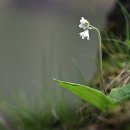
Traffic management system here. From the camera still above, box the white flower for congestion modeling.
[79,17,93,40]
[79,29,90,40]
[79,17,90,30]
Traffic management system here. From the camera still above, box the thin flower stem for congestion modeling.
[91,26,106,95]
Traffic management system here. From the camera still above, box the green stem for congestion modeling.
[91,26,106,95]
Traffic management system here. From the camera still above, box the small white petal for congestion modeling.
[79,30,90,40]
[80,17,86,24]
[79,24,84,28]
[84,30,90,40]
[79,17,90,30]
[79,32,85,39]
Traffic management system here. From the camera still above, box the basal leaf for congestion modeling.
[54,79,115,111]
[109,84,130,102]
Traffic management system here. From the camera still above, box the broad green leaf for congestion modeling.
[109,84,130,102]
[54,79,115,111]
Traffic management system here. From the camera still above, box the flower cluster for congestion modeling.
[79,17,92,40]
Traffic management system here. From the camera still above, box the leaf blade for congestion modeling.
[109,84,130,102]
[54,79,115,111]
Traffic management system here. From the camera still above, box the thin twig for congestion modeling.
[106,69,125,91]
[106,65,130,91]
